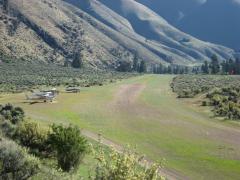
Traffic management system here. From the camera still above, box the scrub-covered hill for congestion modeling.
[0,0,235,68]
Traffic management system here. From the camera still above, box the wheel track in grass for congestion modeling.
[82,83,188,180]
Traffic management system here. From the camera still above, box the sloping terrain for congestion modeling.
[0,0,235,67]
[178,0,240,51]
[138,0,240,50]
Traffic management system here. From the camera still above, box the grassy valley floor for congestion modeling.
[1,75,240,179]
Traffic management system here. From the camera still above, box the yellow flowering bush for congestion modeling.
[91,145,164,180]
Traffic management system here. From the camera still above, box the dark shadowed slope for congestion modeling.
[80,0,234,61]
[138,0,240,50]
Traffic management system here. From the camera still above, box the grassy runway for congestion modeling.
[1,75,240,179]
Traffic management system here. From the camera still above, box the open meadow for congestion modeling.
[1,75,240,180]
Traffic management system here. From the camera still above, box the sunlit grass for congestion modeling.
[1,75,240,179]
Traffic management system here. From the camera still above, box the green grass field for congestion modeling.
[1,75,240,179]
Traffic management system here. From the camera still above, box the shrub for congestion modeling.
[0,138,40,180]
[48,124,88,172]
[0,61,137,93]
[15,121,51,156]
[202,101,209,106]
[91,147,163,180]
[117,61,132,72]
[0,104,25,138]
[211,94,222,106]
[0,120,17,138]
[0,104,24,124]
[206,87,240,120]
[11,107,25,124]
[172,75,240,120]
[171,75,240,98]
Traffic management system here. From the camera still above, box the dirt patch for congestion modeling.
[109,83,162,118]
[113,83,146,106]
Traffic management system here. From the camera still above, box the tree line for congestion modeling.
[65,51,240,76]
[116,54,195,74]
[151,63,192,74]
[116,55,147,73]
[201,55,240,75]
[151,55,240,75]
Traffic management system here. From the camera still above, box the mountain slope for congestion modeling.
[138,0,240,50]
[0,0,235,68]
[96,0,233,60]
[178,0,240,50]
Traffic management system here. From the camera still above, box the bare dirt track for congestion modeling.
[111,82,240,149]
[104,83,188,180]
[110,83,162,119]
[113,84,146,106]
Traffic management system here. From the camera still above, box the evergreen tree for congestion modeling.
[192,67,196,74]
[228,58,235,74]
[173,66,177,74]
[210,55,220,74]
[235,58,240,75]
[180,68,185,74]
[152,64,157,74]
[133,54,139,72]
[201,61,209,74]
[163,66,168,74]
[167,65,172,74]
[72,52,83,69]
[158,63,164,74]
[117,61,132,72]
[196,67,200,74]
[173,66,181,74]
[184,66,189,74]
[139,60,147,73]
[3,0,9,14]
[221,60,228,74]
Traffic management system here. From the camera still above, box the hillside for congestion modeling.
[0,0,235,68]
[138,0,240,50]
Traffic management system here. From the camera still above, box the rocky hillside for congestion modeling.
[0,0,235,68]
